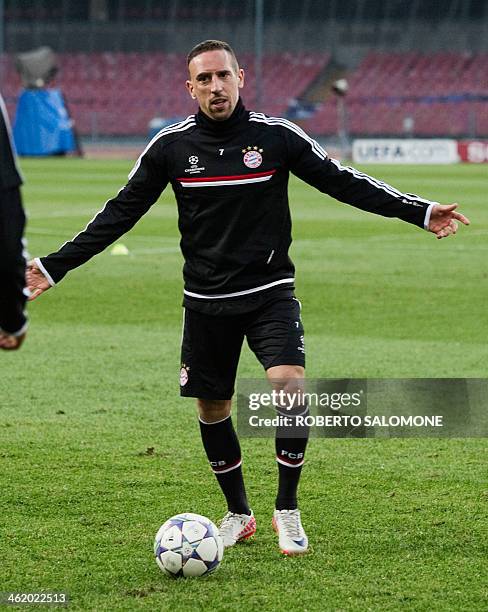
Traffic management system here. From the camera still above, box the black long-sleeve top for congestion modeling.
[38,99,435,311]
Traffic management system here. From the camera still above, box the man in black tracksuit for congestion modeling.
[0,92,27,350]
[27,40,469,554]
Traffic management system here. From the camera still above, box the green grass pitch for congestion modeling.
[1,159,487,611]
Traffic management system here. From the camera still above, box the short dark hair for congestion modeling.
[187,40,239,70]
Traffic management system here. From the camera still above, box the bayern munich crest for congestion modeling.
[242,146,263,169]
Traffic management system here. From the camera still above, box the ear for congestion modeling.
[186,80,196,99]
[238,68,245,90]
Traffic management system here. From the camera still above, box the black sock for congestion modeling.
[275,407,309,511]
[199,415,250,515]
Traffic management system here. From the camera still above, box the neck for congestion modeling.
[197,98,246,131]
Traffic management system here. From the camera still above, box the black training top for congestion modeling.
[39,99,435,312]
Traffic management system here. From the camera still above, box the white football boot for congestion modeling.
[272,509,309,555]
[218,510,256,547]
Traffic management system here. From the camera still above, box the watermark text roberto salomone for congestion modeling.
[236,378,488,438]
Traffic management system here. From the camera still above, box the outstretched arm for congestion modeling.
[281,119,470,235]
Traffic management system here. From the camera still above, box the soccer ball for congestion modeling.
[154,513,224,578]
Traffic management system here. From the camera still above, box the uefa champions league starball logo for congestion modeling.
[242,146,263,168]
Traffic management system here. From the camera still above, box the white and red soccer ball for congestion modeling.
[154,513,224,578]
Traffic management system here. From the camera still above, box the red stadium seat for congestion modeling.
[302,51,488,137]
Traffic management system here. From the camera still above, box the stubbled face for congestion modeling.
[186,49,244,121]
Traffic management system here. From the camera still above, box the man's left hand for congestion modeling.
[429,203,470,239]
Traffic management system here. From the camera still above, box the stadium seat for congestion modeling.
[299,51,488,137]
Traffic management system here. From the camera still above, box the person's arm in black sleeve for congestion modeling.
[0,92,28,349]
[33,142,169,287]
[283,122,436,229]
[0,187,28,342]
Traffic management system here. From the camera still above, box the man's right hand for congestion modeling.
[26,260,52,301]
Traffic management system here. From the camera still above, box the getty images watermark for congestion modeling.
[236,379,488,438]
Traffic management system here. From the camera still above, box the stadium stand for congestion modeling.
[1,52,329,136]
[1,50,486,138]
[299,51,488,137]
